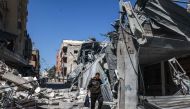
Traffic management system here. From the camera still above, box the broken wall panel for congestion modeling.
[2,72,33,89]
[105,46,117,89]
[137,0,190,40]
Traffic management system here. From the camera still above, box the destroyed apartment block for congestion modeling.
[67,38,119,108]
[66,0,190,108]
[64,0,190,109]
[104,0,190,109]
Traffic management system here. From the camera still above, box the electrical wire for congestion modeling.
[120,23,138,40]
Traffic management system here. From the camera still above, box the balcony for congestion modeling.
[0,47,28,66]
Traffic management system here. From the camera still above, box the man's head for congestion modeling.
[95,72,100,79]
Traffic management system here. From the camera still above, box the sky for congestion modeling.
[27,0,136,70]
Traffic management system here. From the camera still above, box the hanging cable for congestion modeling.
[120,23,138,40]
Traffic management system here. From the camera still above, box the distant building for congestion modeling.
[29,49,40,78]
[56,50,63,81]
[56,40,84,82]
[0,0,32,68]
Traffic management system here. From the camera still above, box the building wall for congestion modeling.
[0,0,29,56]
[5,0,18,34]
[63,42,81,75]
[17,0,28,56]
[0,0,32,66]
[56,50,62,78]
[56,40,84,82]
[29,49,40,77]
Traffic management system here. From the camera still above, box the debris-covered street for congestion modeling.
[0,0,190,109]
[0,60,115,109]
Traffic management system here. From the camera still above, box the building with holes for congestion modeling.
[56,40,84,82]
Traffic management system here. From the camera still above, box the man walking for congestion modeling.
[87,72,103,109]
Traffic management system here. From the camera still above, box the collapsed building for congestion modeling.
[67,0,190,109]
[113,0,190,108]
[67,38,118,108]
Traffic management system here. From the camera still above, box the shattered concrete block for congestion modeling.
[48,91,55,98]
[2,72,33,89]
[35,87,41,93]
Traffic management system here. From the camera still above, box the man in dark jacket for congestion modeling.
[87,72,103,109]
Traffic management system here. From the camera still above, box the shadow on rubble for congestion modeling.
[44,82,71,90]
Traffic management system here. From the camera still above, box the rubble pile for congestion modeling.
[0,60,39,108]
[36,88,83,108]
[36,88,116,109]
[66,39,117,109]
[0,60,89,108]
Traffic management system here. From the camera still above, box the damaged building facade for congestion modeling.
[0,0,41,108]
[29,48,40,78]
[0,0,33,75]
[0,1,41,108]
[109,0,190,108]
[56,40,84,82]
[65,0,190,109]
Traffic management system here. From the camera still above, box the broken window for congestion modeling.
[31,55,37,61]
[64,67,67,76]
[63,46,67,55]
[74,50,78,54]
[63,57,67,63]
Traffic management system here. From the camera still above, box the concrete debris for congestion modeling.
[0,61,68,108]
[36,88,83,108]
[55,38,117,108]
[0,60,39,108]
[64,39,117,109]
[2,72,34,89]
[0,60,15,74]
